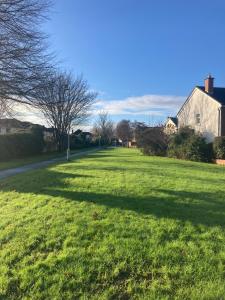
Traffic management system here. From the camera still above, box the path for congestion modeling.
[0,148,101,180]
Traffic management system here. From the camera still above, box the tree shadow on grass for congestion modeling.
[1,169,225,228]
[116,158,225,175]
[45,188,225,227]
[64,163,225,186]
[0,170,93,194]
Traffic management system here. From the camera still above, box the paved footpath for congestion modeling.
[0,148,101,181]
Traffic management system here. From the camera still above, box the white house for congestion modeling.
[165,75,225,141]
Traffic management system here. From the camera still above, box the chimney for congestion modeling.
[204,74,214,94]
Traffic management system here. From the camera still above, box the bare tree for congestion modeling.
[116,119,132,146]
[0,99,15,118]
[36,72,97,151]
[0,0,52,115]
[92,112,114,145]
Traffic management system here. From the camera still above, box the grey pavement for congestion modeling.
[0,148,101,180]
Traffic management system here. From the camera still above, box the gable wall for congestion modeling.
[164,119,177,135]
[177,88,221,141]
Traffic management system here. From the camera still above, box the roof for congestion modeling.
[167,117,178,126]
[197,86,225,105]
[0,118,54,132]
[44,127,55,133]
[0,119,32,129]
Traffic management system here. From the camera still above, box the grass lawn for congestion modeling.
[0,148,225,299]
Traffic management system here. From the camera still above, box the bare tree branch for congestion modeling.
[36,71,97,151]
[92,112,114,145]
[0,0,53,115]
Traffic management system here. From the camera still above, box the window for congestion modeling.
[195,113,200,125]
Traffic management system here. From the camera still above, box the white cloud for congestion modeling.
[14,104,47,126]
[93,94,185,116]
[12,94,185,126]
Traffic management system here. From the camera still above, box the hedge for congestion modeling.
[213,136,225,159]
[0,131,44,161]
[135,127,168,156]
[167,127,213,162]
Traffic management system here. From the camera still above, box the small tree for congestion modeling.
[92,112,114,145]
[116,120,132,146]
[135,124,168,156]
[36,72,97,151]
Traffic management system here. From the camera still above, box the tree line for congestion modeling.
[93,114,161,149]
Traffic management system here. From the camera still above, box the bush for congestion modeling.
[0,131,44,161]
[168,127,212,162]
[213,136,225,159]
[70,134,95,150]
[136,126,168,156]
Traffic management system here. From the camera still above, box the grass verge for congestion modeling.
[0,148,225,299]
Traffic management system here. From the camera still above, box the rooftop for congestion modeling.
[197,86,225,105]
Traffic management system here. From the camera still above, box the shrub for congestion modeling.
[0,131,44,161]
[168,126,212,162]
[213,136,225,159]
[70,135,93,150]
[136,126,168,156]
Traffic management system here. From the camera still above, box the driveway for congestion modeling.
[0,148,101,180]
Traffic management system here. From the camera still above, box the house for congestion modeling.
[165,75,225,141]
[0,119,33,135]
[72,129,93,142]
[0,118,55,139]
[42,127,55,142]
[164,117,178,135]
[82,132,93,142]
[0,118,57,152]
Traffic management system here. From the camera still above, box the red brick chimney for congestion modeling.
[204,74,214,94]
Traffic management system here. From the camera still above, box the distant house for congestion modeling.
[72,129,93,142]
[164,117,178,135]
[82,131,93,142]
[0,118,54,139]
[42,127,55,142]
[0,119,33,135]
[165,75,225,141]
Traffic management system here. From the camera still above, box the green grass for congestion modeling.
[0,148,225,299]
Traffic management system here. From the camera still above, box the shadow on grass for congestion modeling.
[1,168,225,228]
[64,163,225,186]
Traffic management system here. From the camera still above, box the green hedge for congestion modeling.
[213,136,225,159]
[136,127,168,156]
[0,131,44,161]
[168,127,213,162]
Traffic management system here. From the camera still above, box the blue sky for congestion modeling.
[36,0,225,125]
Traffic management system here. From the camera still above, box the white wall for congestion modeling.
[177,88,221,141]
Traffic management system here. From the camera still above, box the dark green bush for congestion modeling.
[213,137,225,159]
[70,135,96,150]
[136,127,168,156]
[168,127,212,162]
[0,131,44,161]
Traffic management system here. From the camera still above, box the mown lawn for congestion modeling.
[0,148,225,299]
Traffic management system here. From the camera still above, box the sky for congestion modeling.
[19,0,225,127]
